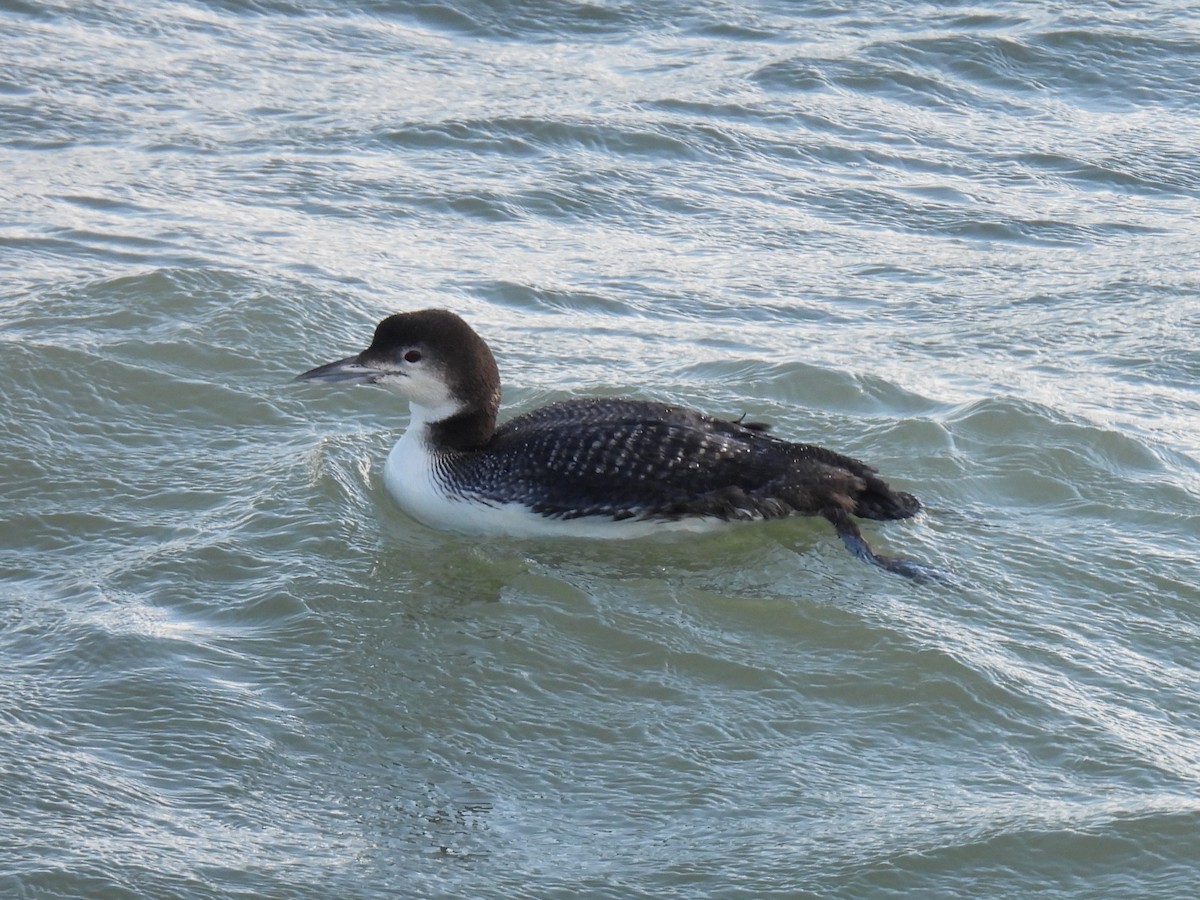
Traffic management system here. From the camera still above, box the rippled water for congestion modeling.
[3,1,1199,897]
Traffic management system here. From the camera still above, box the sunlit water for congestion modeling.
[3,1,1199,897]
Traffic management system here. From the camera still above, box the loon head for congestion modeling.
[296,309,501,443]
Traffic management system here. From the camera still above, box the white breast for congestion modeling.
[381,425,728,540]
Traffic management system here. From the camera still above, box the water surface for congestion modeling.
[2,1,1199,897]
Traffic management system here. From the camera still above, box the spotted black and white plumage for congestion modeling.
[296,309,933,578]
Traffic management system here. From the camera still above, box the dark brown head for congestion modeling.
[295,309,501,447]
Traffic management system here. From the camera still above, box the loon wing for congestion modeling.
[469,397,939,581]
[484,398,917,523]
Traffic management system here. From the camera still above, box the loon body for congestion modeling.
[296,309,931,578]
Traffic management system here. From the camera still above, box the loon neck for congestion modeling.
[408,399,496,453]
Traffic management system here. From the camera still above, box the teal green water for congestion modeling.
[3,2,1199,897]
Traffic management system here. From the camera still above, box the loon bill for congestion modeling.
[296,308,937,580]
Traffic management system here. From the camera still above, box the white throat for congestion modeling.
[403,397,462,430]
[381,398,470,533]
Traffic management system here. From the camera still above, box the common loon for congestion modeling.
[296,309,933,579]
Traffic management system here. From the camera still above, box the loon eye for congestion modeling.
[403,349,422,363]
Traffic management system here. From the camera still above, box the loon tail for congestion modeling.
[853,470,922,522]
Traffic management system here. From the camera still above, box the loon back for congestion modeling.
[479,397,920,525]
[295,309,935,580]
